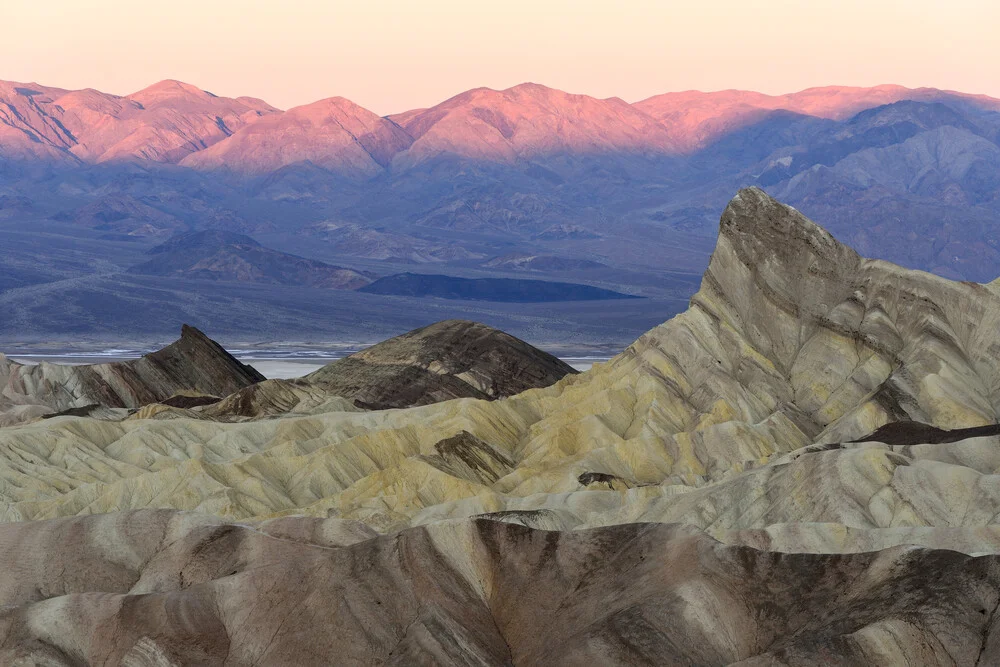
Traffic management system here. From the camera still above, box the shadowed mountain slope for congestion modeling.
[130,230,373,288]
[358,272,640,302]
[635,84,1000,151]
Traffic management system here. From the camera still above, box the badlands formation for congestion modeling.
[0,325,264,426]
[4,188,1000,663]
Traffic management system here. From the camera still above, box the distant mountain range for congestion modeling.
[6,79,998,172]
[2,79,1000,342]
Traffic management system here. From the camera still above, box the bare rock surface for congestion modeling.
[305,319,578,408]
[7,190,1000,663]
[4,511,1000,666]
[0,325,263,425]
[6,191,1000,539]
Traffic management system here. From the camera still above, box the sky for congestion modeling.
[3,0,998,115]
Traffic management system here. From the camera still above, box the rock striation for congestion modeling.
[3,511,1000,665]
[305,319,578,408]
[7,190,1000,663]
[0,325,263,425]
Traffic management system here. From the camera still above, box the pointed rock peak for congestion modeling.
[0,325,264,422]
[695,189,868,373]
[718,187,856,267]
[150,325,265,387]
[180,323,211,341]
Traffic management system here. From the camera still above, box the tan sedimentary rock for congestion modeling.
[5,189,1000,663]
[1,511,999,665]
[4,189,1000,541]
[0,325,263,426]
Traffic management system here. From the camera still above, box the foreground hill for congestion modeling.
[304,319,577,408]
[0,325,262,425]
[2,511,997,665]
[7,189,1000,662]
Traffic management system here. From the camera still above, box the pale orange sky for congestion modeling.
[3,0,997,115]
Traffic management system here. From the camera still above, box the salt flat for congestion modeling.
[10,355,604,378]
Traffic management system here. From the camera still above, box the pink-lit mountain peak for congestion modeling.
[5,78,1000,171]
[390,81,678,167]
[125,79,279,116]
[179,95,413,175]
[128,79,215,104]
[0,78,281,164]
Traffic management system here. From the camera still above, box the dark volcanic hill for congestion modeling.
[358,273,639,302]
[304,319,577,408]
[130,230,373,288]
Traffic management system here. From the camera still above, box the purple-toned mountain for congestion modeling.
[635,84,1000,151]
[0,79,278,164]
[7,79,999,175]
[180,97,412,177]
[387,83,679,168]
[3,79,1000,339]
